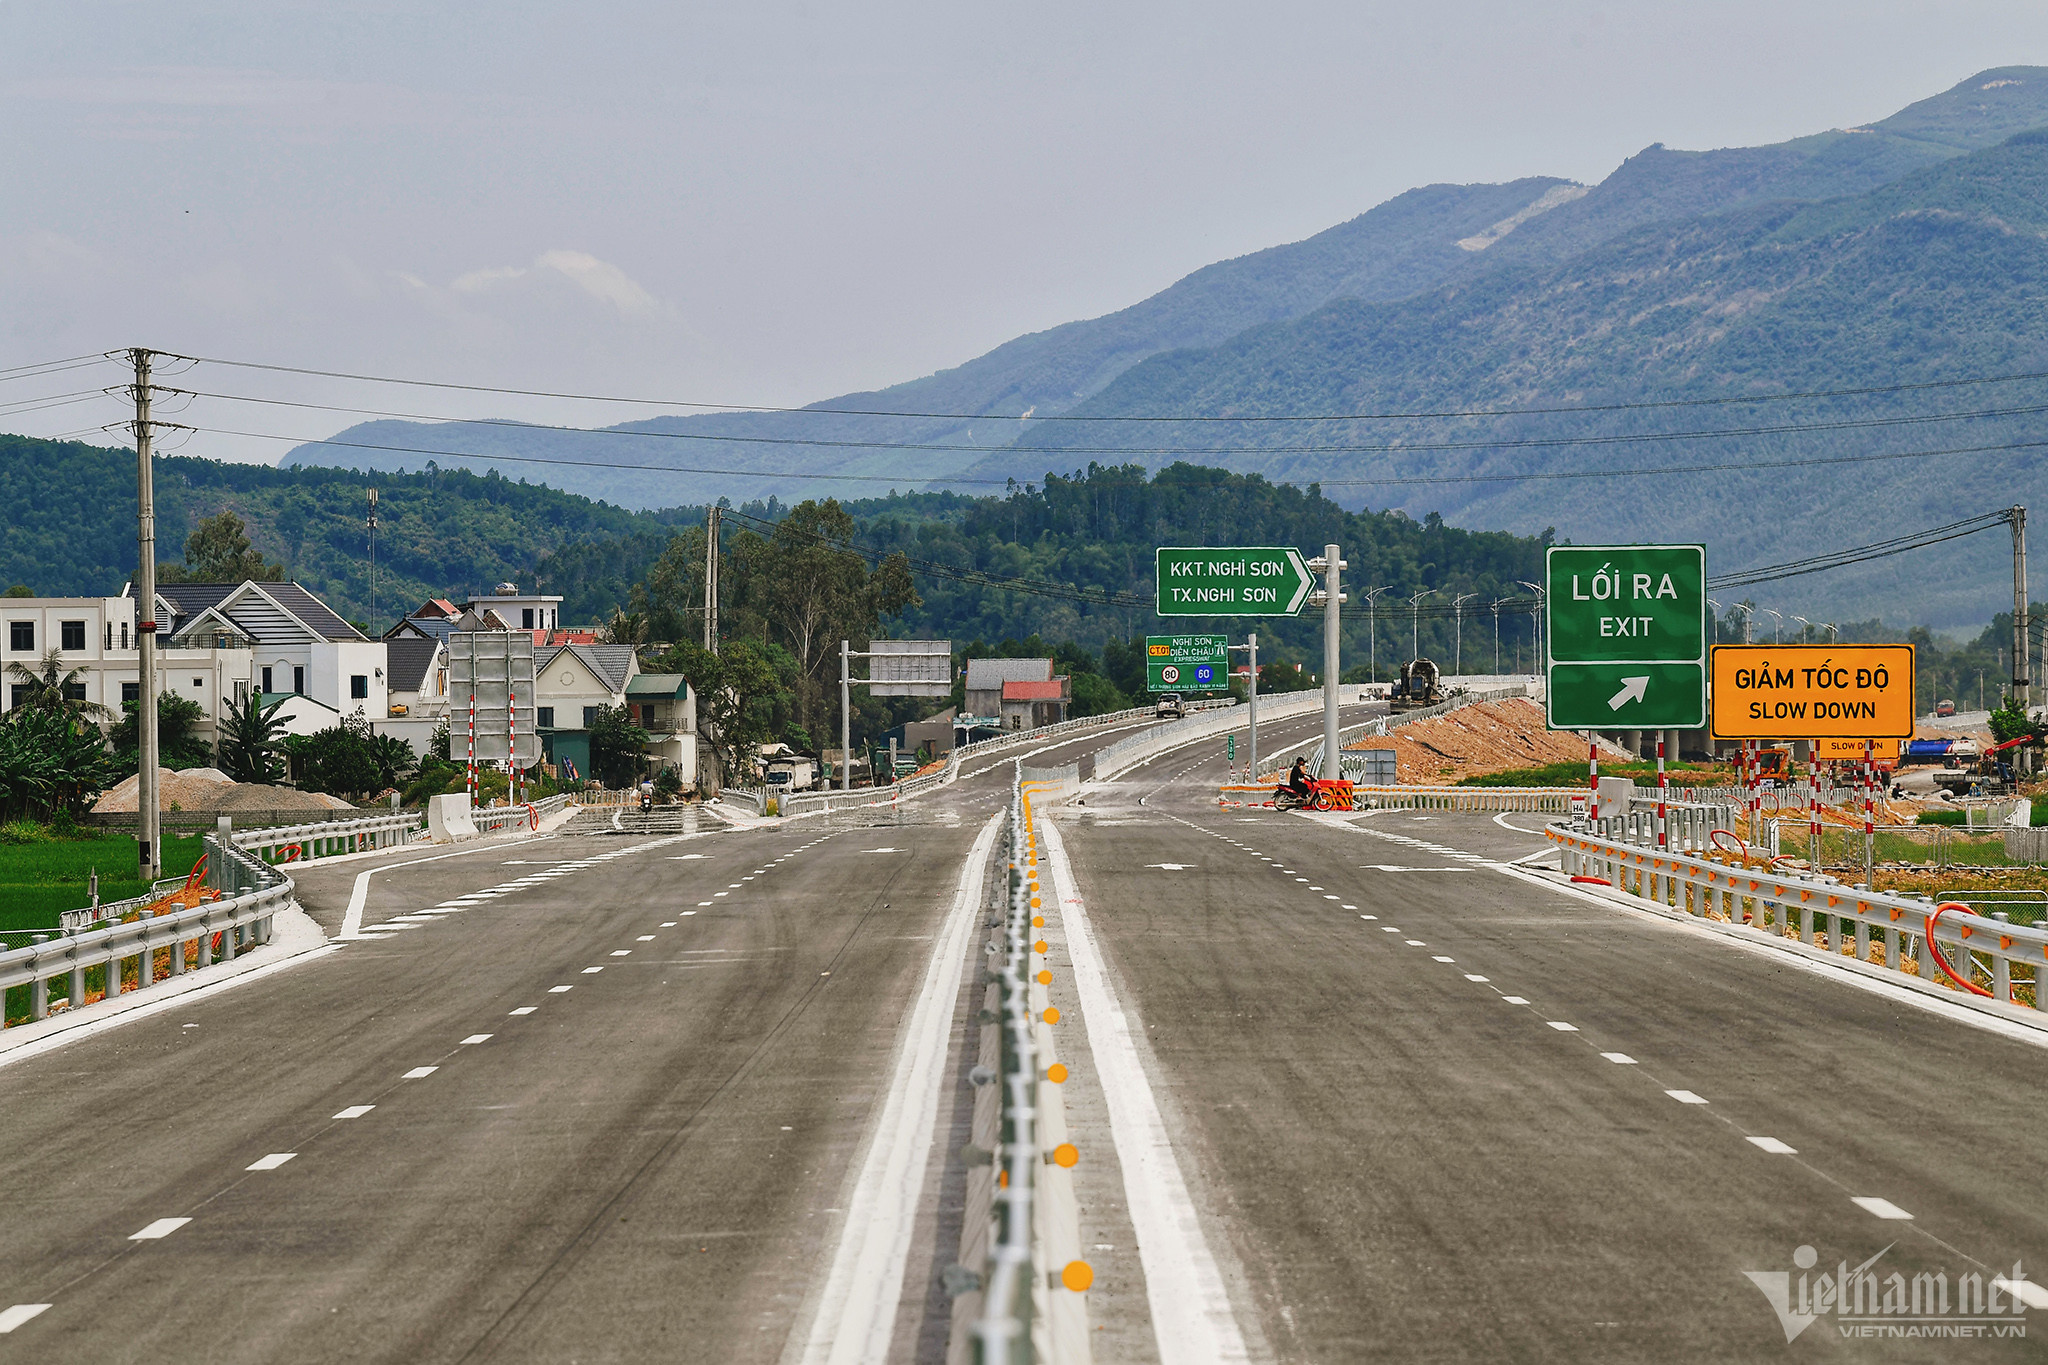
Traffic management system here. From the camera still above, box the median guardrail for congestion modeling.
[1549,819,2048,1012]
[234,811,422,863]
[2,832,293,1030]
[952,770,1090,1363]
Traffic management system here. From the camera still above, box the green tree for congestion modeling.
[587,704,649,787]
[218,690,290,783]
[287,714,381,797]
[4,647,114,725]
[109,692,213,772]
[158,510,285,584]
[646,640,796,786]
[0,707,119,820]
[4,584,31,597]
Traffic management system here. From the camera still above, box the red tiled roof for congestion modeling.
[1002,679,1066,700]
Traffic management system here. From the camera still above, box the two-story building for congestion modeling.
[530,645,697,788]
[963,658,1070,731]
[158,581,387,736]
[0,592,254,748]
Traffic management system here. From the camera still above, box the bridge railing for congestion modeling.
[1550,819,2048,1011]
[1,833,294,1031]
[1347,785,1577,814]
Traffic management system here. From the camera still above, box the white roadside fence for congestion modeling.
[1550,819,2048,1013]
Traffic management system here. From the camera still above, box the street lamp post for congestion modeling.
[1491,598,1504,675]
[1409,589,1437,661]
[1360,586,1391,684]
[1761,608,1783,644]
[1452,592,1478,678]
[1516,581,1545,675]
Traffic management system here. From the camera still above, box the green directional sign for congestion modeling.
[1155,547,1314,617]
[1545,544,1706,729]
[1147,634,1228,691]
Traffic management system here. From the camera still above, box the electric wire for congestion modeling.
[161,385,2048,460]
[163,349,2048,424]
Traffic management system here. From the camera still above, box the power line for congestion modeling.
[167,422,2048,493]
[165,385,2048,459]
[1707,511,2014,589]
[166,348,2048,425]
[0,354,118,386]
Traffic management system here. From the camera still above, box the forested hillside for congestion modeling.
[0,434,689,624]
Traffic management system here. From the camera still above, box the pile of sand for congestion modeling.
[93,768,356,815]
[1344,698,1630,784]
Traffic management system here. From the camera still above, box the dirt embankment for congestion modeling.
[1344,698,1630,784]
[93,769,356,815]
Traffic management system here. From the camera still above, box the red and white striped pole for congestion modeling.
[508,688,518,808]
[1587,730,1598,819]
[1808,744,1821,868]
[1656,729,1667,849]
[1862,738,1875,886]
[466,691,477,806]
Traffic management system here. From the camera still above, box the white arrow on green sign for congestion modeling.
[1544,544,1706,730]
[1155,547,1315,617]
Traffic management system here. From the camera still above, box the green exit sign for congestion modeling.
[1545,545,1706,730]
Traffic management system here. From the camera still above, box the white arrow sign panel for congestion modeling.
[1283,549,1315,615]
[1608,675,1650,711]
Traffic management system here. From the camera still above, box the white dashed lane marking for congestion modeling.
[1852,1196,1914,1220]
[1748,1136,1797,1154]
[1600,1052,1638,1065]
[459,1034,492,1045]
[0,1305,51,1334]
[246,1153,297,1171]
[129,1218,190,1241]
[334,1105,375,1119]
[509,1006,537,1015]
[402,1066,438,1080]
[1664,1089,1708,1105]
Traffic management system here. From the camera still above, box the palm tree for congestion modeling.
[4,647,113,725]
[219,690,290,784]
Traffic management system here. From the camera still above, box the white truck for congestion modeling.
[758,743,820,792]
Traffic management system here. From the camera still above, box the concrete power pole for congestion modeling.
[1310,544,1346,778]
[703,505,720,652]
[2013,506,2031,775]
[131,347,161,881]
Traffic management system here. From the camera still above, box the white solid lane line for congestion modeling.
[334,1105,374,1119]
[0,1305,51,1333]
[1747,1136,1797,1154]
[129,1218,190,1241]
[1851,1196,1915,1220]
[402,1066,437,1080]
[246,1153,297,1171]
[792,811,1004,1365]
[1040,815,1253,1365]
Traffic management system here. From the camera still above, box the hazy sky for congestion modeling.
[8,2,2048,460]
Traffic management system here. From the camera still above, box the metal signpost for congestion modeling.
[1146,635,1228,692]
[1154,547,1315,617]
[838,640,952,792]
[449,632,540,799]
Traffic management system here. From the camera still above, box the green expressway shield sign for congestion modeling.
[1155,547,1314,617]
[1545,545,1706,730]
[1147,634,1228,691]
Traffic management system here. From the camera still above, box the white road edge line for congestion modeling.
[788,810,1003,1365]
[1039,815,1253,1365]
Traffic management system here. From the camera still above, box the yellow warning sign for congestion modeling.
[1815,737,1901,762]
[1710,644,1915,739]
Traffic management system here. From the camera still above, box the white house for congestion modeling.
[0,593,254,746]
[158,581,388,732]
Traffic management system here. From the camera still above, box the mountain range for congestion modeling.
[287,68,2048,628]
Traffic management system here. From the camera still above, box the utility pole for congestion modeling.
[840,639,852,791]
[2011,505,2029,723]
[131,348,161,881]
[1309,545,1346,778]
[366,488,378,625]
[703,505,721,652]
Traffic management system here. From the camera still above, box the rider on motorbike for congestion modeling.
[1282,757,1312,805]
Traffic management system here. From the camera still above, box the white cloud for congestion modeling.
[448,250,659,315]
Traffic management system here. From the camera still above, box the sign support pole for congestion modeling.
[1656,730,1667,850]
[508,688,518,808]
[1321,544,1340,780]
[1248,632,1258,780]
[1807,745,1820,870]
[1862,738,1875,886]
[1587,731,1597,811]
[466,690,477,805]
[840,640,852,792]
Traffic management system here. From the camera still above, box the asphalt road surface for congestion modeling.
[5,696,2037,1362]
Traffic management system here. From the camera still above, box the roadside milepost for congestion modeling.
[1544,545,1707,730]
